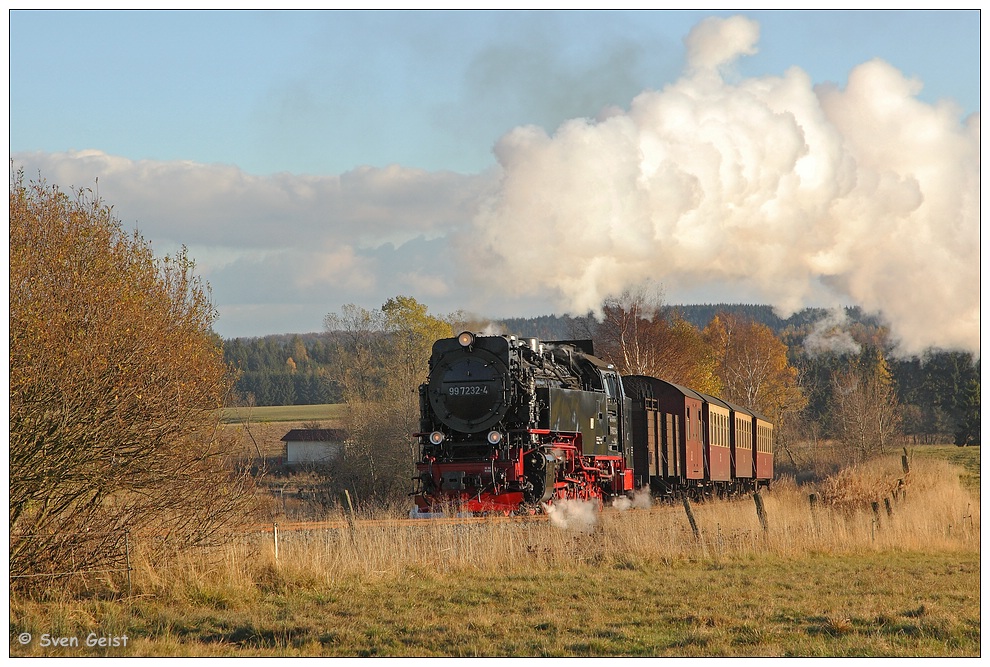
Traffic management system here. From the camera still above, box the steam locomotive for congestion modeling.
[412,332,773,515]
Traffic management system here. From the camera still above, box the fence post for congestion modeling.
[682,496,700,540]
[124,530,132,597]
[273,522,279,562]
[341,490,358,545]
[870,502,881,541]
[754,492,769,534]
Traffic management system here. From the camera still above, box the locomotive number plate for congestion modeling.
[447,385,490,396]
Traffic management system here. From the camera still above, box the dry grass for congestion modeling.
[9,451,980,656]
[28,452,980,588]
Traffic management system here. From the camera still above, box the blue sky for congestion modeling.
[11,10,980,175]
[9,10,982,354]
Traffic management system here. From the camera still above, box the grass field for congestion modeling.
[222,403,345,425]
[909,445,980,495]
[9,447,980,657]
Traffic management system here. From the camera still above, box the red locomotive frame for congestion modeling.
[415,430,633,514]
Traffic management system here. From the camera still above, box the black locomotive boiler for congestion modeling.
[412,332,774,515]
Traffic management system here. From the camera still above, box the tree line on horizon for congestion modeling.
[223,303,979,451]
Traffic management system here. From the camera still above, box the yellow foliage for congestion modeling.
[9,170,257,588]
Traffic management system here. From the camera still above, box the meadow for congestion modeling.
[8,447,980,657]
[221,403,347,425]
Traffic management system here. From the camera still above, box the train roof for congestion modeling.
[708,395,771,423]
[694,390,732,410]
[622,375,706,402]
[750,408,772,423]
[720,398,755,417]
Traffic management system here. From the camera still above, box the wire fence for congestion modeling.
[9,529,133,596]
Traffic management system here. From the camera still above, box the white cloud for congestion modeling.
[12,16,980,356]
[13,150,492,251]
[12,149,495,337]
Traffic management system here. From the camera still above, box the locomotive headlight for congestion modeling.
[429,431,445,445]
[457,331,475,347]
[486,430,503,445]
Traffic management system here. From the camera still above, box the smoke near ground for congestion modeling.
[613,488,653,511]
[544,499,600,532]
[466,16,979,357]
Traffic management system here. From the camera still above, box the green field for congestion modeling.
[908,445,980,495]
[222,403,346,424]
[9,551,979,657]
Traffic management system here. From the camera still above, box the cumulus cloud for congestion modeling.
[12,149,495,337]
[13,150,491,249]
[464,16,979,356]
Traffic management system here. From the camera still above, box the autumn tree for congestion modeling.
[594,283,720,393]
[828,349,902,461]
[322,296,453,505]
[9,172,256,587]
[703,312,806,423]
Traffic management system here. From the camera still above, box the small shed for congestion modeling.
[281,429,346,466]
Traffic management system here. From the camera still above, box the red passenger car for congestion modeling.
[723,399,755,483]
[753,410,774,486]
[697,391,732,483]
[623,375,773,496]
[623,376,705,494]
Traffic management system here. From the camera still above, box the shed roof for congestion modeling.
[281,428,347,442]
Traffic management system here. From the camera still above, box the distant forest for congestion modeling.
[496,304,885,342]
[222,304,979,445]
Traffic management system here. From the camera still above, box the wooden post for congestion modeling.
[124,530,132,597]
[808,492,820,536]
[343,490,357,543]
[273,522,279,562]
[884,497,893,517]
[901,447,910,475]
[754,492,769,534]
[682,495,700,540]
[343,490,356,527]
[344,489,355,516]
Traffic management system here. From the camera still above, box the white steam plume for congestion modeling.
[543,499,599,531]
[464,16,979,357]
[613,487,653,511]
[803,309,862,357]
